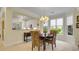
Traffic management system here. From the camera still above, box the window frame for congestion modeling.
[50,17,64,35]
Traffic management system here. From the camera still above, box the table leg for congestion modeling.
[24,34,26,41]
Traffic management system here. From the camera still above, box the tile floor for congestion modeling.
[0,40,78,51]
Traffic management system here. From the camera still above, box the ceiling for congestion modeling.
[22,7,76,17]
[11,7,77,20]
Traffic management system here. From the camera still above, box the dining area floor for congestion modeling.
[0,40,78,51]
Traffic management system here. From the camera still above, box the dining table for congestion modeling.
[40,33,54,51]
[24,32,54,51]
[24,32,31,41]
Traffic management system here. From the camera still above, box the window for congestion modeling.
[43,21,48,32]
[50,18,63,34]
[50,19,56,29]
[67,16,73,25]
[57,18,63,34]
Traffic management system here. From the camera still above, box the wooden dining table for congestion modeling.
[40,34,54,51]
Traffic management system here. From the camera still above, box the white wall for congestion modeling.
[4,8,39,47]
[4,8,22,46]
[73,9,79,46]
[0,16,2,39]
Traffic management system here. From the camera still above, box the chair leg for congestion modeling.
[32,44,33,51]
[38,46,40,51]
[32,47,33,51]
[55,43,56,47]
[54,40,56,47]
[52,42,53,50]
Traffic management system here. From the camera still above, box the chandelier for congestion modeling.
[40,16,49,23]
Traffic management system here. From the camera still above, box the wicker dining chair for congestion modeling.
[31,31,43,51]
[46,31,57,50]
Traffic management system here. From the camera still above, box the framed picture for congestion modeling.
[76,23,79,28]
[77,16,79,22]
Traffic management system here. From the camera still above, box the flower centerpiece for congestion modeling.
[43,26,48,36]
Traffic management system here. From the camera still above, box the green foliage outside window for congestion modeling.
[50,26,63,34]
